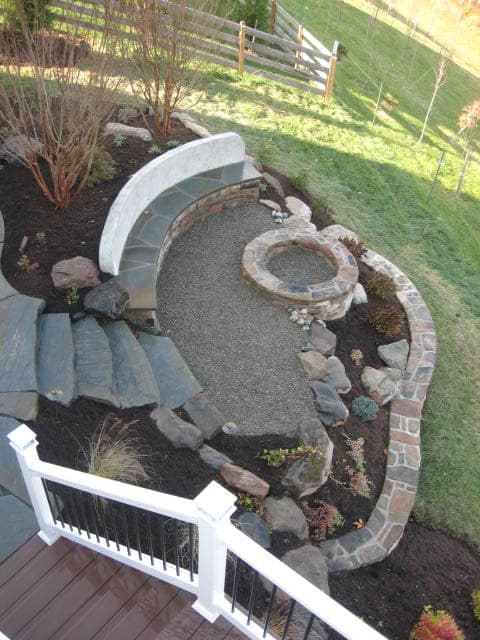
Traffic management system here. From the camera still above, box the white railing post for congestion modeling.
[192,482,237,623]
[8,425,60,546]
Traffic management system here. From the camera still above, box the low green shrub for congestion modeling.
[87,150,116,187]
[409,607,464,640]
[351,396,378,422]
[234,0,270,32]
[368,304,404,337]
[365,271,397,300]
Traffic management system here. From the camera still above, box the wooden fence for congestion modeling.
[44,0,337,98]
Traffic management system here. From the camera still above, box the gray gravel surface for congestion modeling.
[156,204,317,436]
[267,247,337,285]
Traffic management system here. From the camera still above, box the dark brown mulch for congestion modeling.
[0,115,198,312]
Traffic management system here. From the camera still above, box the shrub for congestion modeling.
[234,0,270,31]
[352,396,379,422]
[87,150,116,187]
[302,501,344,541]
[340,237,368,261]
[113,134,127,148]
[365,271,397,300]
[472,590,480,621]
[117,106,138,123]
[5,0,52,32]
[369,304,404,337]
[409,608,464,640]
[291,168,310,192]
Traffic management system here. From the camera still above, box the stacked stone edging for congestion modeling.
[318,227,437,571]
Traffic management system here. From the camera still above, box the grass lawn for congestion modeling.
[183,0,480,547]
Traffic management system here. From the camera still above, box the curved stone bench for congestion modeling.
[99,133,261,328]
[316,226,436,571]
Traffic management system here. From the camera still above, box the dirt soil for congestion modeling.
[2,126,479,639]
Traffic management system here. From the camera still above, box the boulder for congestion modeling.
[323,356,351,394]
[83,277,130,319]
[309,381,349,426]
[183,120,211,138]
[246,154,263,172]
[237,512,271,548]
[297,418,332,449]
[353,282,368,304]
[318,224,358,244]
[297,351,328,380]
[262,172,285,197]
[282,217,317,233]
[150,405,203,450]
[51,257,100,290]
[381,366,403,382]
[0,135,42,162]
[259,199,281,211]
[264,496,309,540]
[198,444,232,470]
[285,196,312,221]
[183,392,224,440]
[103,122,152,142]
[220,463,270,499]
[378,339,409,371]
[310,322,336,356]
[361,366,398,406]
[282,446,333,497]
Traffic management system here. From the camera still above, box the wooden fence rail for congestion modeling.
[44,0,337,98]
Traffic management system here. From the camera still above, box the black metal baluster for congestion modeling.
[263,585,277,637]
[120,504,131,556]
[98,499,110,547]
[281,599,296,640]
[42,480,57,524]
[173,520,180,576]
[247,570,258,625]
[159,519,167,570]
[62,489,74,532]
[88,495,101,543]
[77,492,91,539]
[146,512,154,566]
[133,509,142,562]
[302,613,316,639]
[231,557,241,613]
[69,493,82,535]
[52,491,65,529]
[188,524,194,581]
[111,504,121,552]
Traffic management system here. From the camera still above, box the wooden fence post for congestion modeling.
[270,0,277,34]
[238,21,246,74]
[295,24,304,69]
[325,39,339,100]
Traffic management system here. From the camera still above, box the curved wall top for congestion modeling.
[99,132,246,275]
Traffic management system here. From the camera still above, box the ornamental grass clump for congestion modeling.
[352,396,379,422]
[472,590,480,621]
[369,304,404,337]
[365,271,397,300]
[409,607,465,640]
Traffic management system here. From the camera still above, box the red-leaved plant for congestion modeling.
[302,501,344,542]
[409,607,464,640]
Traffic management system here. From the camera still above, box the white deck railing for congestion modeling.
[8,424,386,640]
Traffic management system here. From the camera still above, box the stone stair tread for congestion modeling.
[0,294,45,393]
[36,314,77,407]
[0,415,29,504]
[103,321,160,408]
[138,334,202,409]
[72,317,117,406]
[0,391,38,421]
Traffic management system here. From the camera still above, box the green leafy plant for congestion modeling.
[409,607,465,640]
[166,139,180,149]
[6,0,53,32]
[471,590,480,621]
[259,445,317,467]
[368,304,404,337]
[117,106,138,123]
[17,254,39,271]
[365,271,397,300]
[234,0,270,31]
[352,396,379,422]
[34,231,46,246]
[340,237,368,261]
[302,500,344,541]
[291,168,310,192]
[65,287,79,305]
[87,150,116,187]
[148,144,162,155]
[113,134,127,148]
[237,492,264,514]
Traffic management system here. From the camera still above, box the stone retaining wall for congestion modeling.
[317,228,436,571]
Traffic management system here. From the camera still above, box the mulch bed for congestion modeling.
[2,120,480,639]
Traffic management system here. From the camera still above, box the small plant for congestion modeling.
[345,435,366,469]
[65,287,79,305]
[87,149,116,187]
[302,500,344,541]
[352,396,379,422]
[344,434,372,498]
[257,140,274,166]
[259,445,317,467]
[166,139,180,149]
[340,237,368,261]
[365,271,397,300]
[381,92,400,113]
[409,607,465,640]
[85,417,149,484]
[113,134,127,148]
[148,144,162,155]
[369,304,404,337]
[472,590,480,621]
[17,254,39,271]
[347,469,372,498]
[291,168,310,192]
[259,182,268,193]
[350,348,363,367]
[237,492,264,514]
[34,231,47,246]
[117,106,139,123]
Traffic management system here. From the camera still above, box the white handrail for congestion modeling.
[8,424,387,640]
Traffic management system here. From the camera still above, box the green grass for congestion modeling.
[183,0,480,547]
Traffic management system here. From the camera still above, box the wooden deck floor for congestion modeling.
[0,536,246,640]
